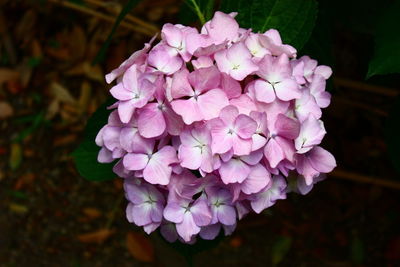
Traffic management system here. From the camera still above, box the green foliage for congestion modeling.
[367,0,400,78]
[92,0,142,65]
[350,236,364,264]
[72,99,116,181]
[179,0,215,25]
[271,235,292,266]
[220,0,318,50]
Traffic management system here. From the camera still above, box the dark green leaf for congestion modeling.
[72,99,116,181]
[367,0,400,78]
[179,0,215,25]
[92,0,142,65]
[350,236,364,264]
[271,235,292,266]
[220,0,318,50]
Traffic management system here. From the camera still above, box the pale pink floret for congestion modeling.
[123,137,178,185]
[252,54,301,103]
[110,65,155,123]
[295,114,326,154]
[170,66,229,124]
[161,23,198,62]
[214,42,259,81]
[259,29,297,58]
[209,105,257,156]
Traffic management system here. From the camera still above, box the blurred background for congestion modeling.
[1,0,400,266]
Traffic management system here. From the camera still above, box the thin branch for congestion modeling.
[48,0,157,37]
[83,0,159,33]
[334,77,399,97]
[330,169,400,190]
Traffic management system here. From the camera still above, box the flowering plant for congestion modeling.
[91,11,336,243]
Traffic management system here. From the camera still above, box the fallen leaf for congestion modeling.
[14,173,36,190]
[66,62,103,82]
[0,101,14,119]
[9,203,28,214]
[82,208,102,219]
[78,81,91,113]
[77,228,115,244]
[126,231,155,263]
[50,82,77,105]
[53,134,77,147]
[9,143,22,170]
[0,68,19,85]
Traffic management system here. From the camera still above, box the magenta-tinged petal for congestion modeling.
[164,105,184,136]
[275,114,300,140]
[137,103,166,138]
[171,98,203,124]
[210,118,233,154]
[102,126,121,151]
[143,222,161,234]
[250,175,287,213]
[150,202,164,222]
[197,89,229,120]
[163,202,184,223]
[171,69,193,99]
[314,66,332,80]
[252,134,268,151]
[241,150,263,165]
[234,114,257,139]
[308,146,336,173]
[188,66,221,93]
[162,23,183,48]
[219,105,239,126]
[204,11,239,43]
[176,213,200,242]
[221,73,241,99]
[118,100,136,123]
[153,146,178,165]
[219,158,250,184]
[230,94,257,115]
[191,200,212,226]
[264,138,284,168]
[241,164,270,195]
[122,64,139,92]
[254,79,276,103]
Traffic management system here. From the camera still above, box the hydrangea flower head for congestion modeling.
[96,11,336,243]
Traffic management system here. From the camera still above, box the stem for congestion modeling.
[188,0,206,25]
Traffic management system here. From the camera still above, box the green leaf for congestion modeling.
[179,0,215,24]
[220,0,318,50]
[72,99,116,181]
[385,96,400,174]
[271,235,292,266]
[350,236,364,264]
[92,0,142,65]
[367,0,400,78]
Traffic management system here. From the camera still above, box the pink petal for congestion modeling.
[137,103,166,138]
[143,157,172,185]
[191,199,212,226]
[171,98,203,124]
[197,89,230,120]
[176,213,200,242]
[98,147,113,163]
[178,145,202,170]
[123,153,149,171]
[117,100,136,123]
[219,158,251,184]
[163,202,184,223]
[274,79,301,101]
[217,205,236,225]
[308,146,336,173]
[241,164,270,195]
[275,114,300,140]
[188,66,221,93]
[232,136,252,156]
[171,69,193,99]
[221,73,241,98]
[264,138,284,168]
[234,114,257,139]
[122,64,139,92]
[110,83,133,101]
[254,80,276,103]
[128,203,152,226]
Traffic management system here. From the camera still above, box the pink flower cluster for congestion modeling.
[96,11,336,243]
